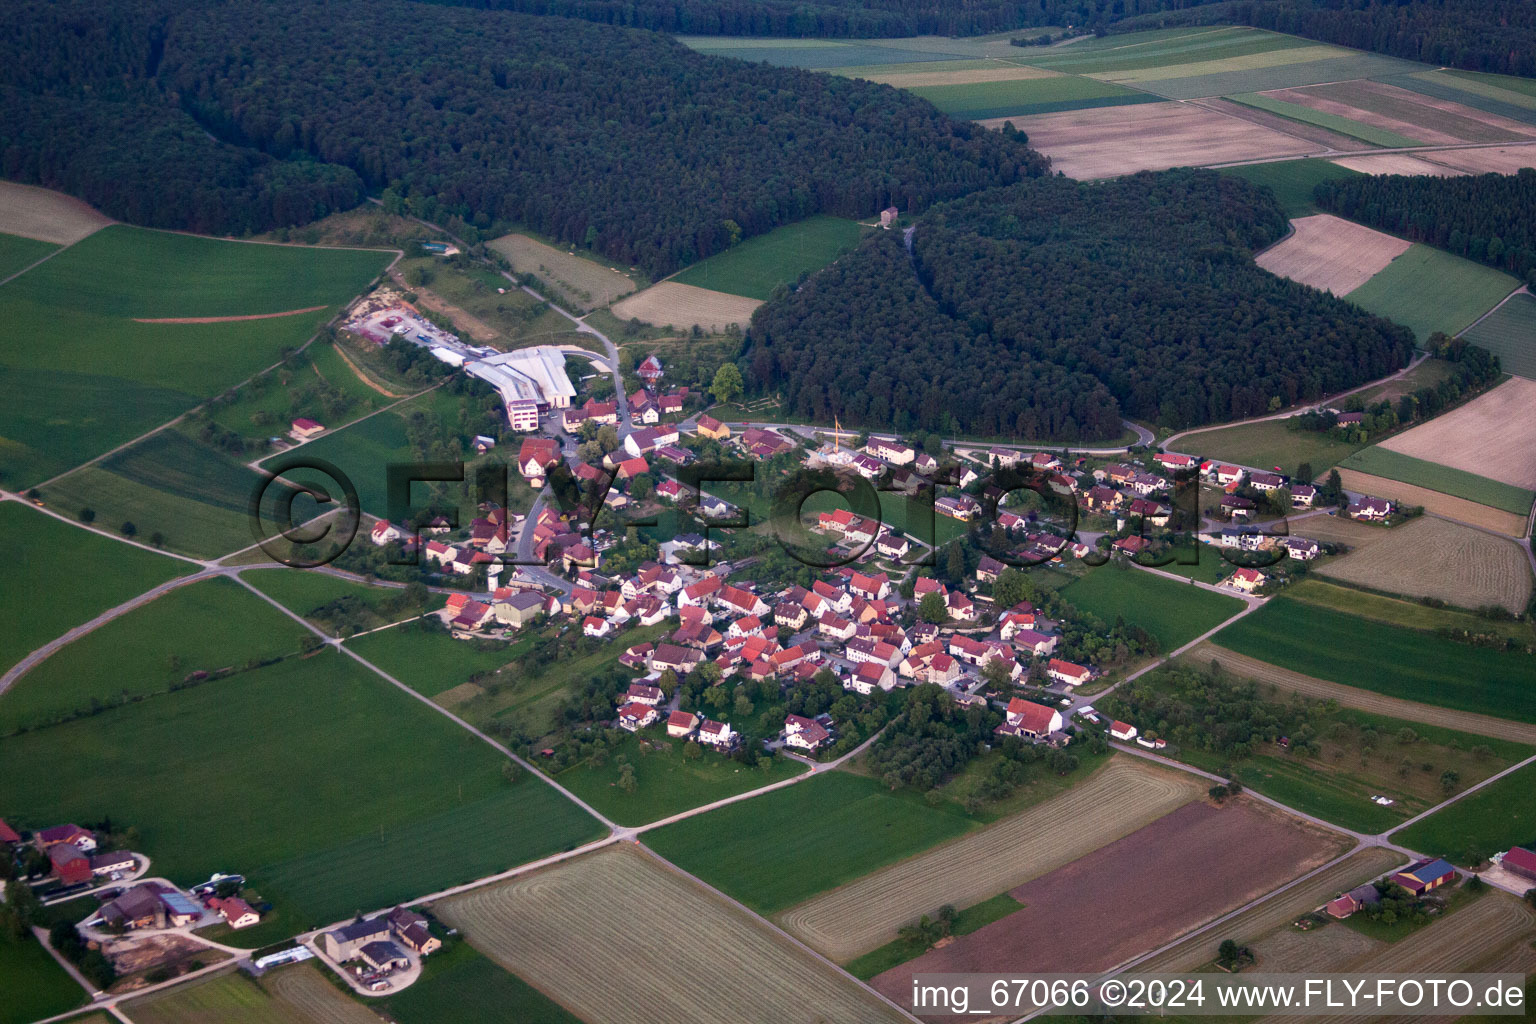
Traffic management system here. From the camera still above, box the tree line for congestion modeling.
[3,0,1045,276]
[1316,170,1536,289]
[745,170,1415,439]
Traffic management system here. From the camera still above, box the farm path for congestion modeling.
[0,232,84,288]
[251,380,443,471]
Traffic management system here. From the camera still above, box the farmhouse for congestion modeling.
[996,698,1062,740]
[388,906,441,956]
[624,682,664,706]
[89,849,136,877]
[290,417,326,441]
[696,414,730,440]
[617,702,659,732]
[36,824,96,852]
[211,897,261,929]
[697,719,735,748]
[1046,658,1090,688]
[99,884,202,931]
[48,843,92,886]
[848,660,896,695]
[1391,858,1457,896]
[518,438,562,481]
[1109,721,1138,742]
[784,713,832,751]
[666,710,699,738]
[1500,846,1536,883]
[1349,496,1394,520]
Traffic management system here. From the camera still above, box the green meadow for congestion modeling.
[1346,244,1519,343]
[0,231,57,280]
[671,216,865,300]
[1060,564,1244,651]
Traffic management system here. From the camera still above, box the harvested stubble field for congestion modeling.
[1133,846,1404,973]
[1230,91,1424,148]
[1336,469,1529,535]
[1420,144,1536,174]
[488,232,639,311]
[1316,516,1532,613]
[1377,377,1536,490]
[1251,895,1536,1024]
[1186,640,1536,746]
[777,757,1204,961]
[871,799,1345,998]
[1282,80,1536,145]
[436,845,907,1024]
[1200,98,1366,153]
[610,280,761,332]
[1328,153,1466,175]
[125,965,378,1024]
[0,180,112,244]
[1008,101,1316,179]
[1255,214,1409,296]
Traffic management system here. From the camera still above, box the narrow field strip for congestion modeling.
[133,304,326,324]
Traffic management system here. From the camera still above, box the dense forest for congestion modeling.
[1,0,1044,274]
[425,0,1536,77]
[746,170,1415,439]
[1316,170,1536,288]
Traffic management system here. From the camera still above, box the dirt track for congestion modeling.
[1186,640,1536,745]
[133,304,326,324]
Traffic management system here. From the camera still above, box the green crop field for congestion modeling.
[1155,543,1240,585]
[0,575,303,735]
[681,39,964,69]
[379,941,584,1024]
[347,617,532,697]
[1060,564,1244,650]
[1134,53,1424,101]
[1221,158,1362,218]
[0,648,602,933]
[670,216,865,301]
[1463,292,1536,381]
[1228,92,1424,147]
[0,231,57,280]
[1178,417,1367,478]
[643,770,975,914]
[1021,27,1307,73]
[1347,244,1520,343]
[0,934,86,1024]
[0,502,188,677]
[39,428,307,559]
[242,567,424,635]
[907,76,1159,119]
[1212,597,1536,723]
[1393,761,1536,865]
[1339,447,1535,516]
[0,226,389,487]
[555,727,807,826]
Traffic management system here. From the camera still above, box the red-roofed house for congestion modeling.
[617,702,658,732]
[998,698,1062,739]
[666,710,700,738]
[212,897,261,929]
[290,417,326,441]
[1046,658,1091,687]
[849,661,896,695]
[1228,567,1265,593]
[49,843,93,886]
[518,438,562,481]
[697,718,736,747]
[784,714,831,751]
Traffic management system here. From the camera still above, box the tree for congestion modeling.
[120,521,137,537]
[299,633,324,655]
[78,508,95,523]
[710,363,744,406]
[596,424,619,454]
[682,740,702,761]
[1217,939,1240,966]
[918,591,947,624]
[501,759,521,783]
[980,658,1013,690]
[1439,769,1460,794]
[617,762,637,794]
[992,568,1033,611]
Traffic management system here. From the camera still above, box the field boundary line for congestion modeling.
[0,234,82,288]
[1389,749,1536,834]
[251,379,442,471]
[228,571,623,833]
[632,843,924,1024]
[1459,283,1529,336]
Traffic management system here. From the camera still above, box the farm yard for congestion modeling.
[609,281,761,333]
[668,215,865,300]
[776,757,1204,961]
[998,101,1315,179]
[641,769,976,915]
[0,644,603,934]
[1313,515,1533,614]
[435,844,909,1024]
[1255,214,1409,296]
[1335,468,1530,535]
[1344,243,1520,343]
[1059,564,1244,651]
[1339,447,1535,517]
[1374,376,1536,489]
[1463,293,1536,380]
[0,501,188,678]
[1210,597,1536,724]
[1393,762,1536,865]
[486,232,640,311]
[125,966,379,1024]
[0,179,112,244]
[870,799,1344,1000]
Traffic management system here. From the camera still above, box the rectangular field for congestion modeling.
[435,844,908,1024]
[1286,79,1536,144]
[1229,92,1425,147]
[0,180,112,244]
[377,941,583,1024]
[1345,243,1520,343]
[609,280,761,333]
[0,502,188,678]
[776,757,1204,960]
[911,75,1159,120]
[1256,214,1410,296]
[125,966,380,1024]
[1339,446,1535,516]
[642,769,976,914]
[1129,54,1425,102]
[680,38,966,69]
[486,232,639,311]
[1394,762,1536,864]
[0,647,603,932]
[1211,596,1536,724]
[1329,152,1468,176]
[1376,376,1536,489]
[1336,468,1530,535]
[1220,158,1362,218]
[346,619,528,698]
[848,64,1057,88]
[1090,44,1351,85]
[1058,564,1245,651]
[1004,101,1317,179]
[871,799,1342,1001]
[669,215,864,300]
[1022,27,1320,75]
[1316,514,1532,614]
[1463,292,1536,380]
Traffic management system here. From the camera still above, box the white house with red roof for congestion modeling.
[1228,567,1266,593]
[784,714,831,750]
[997,698,1062,739]
[624,682,664,706]
[697,718,735,747]
[290,417,326,441]
[583,616,614,638]
[1156,452,1197,470]
[1046,658,1091,688]
[617,702,658,731]
[666,710,699,738]
[848,660,897,695]
[1110,721,1138,742]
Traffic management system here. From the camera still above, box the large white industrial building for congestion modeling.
[464,346,577,430]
